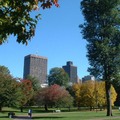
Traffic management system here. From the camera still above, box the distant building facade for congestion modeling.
[23,54,47,84]
[82,75,95,83]
[62,61,78,83]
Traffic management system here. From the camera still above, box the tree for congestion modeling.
[48,84,73,109]
[80,0,120,116]
[95,81,106,109]
[80,81,95,109]
[95,81,117,110]
[25,75,41,106]
[0,0,59,45]
[66,85,76,104]
[35,84,73,111]
[112,75,120,106]
[72,81,116,111]
[18,79,34,112]
[0,69,21,111]
[0,65,10,75]
[48,67,69,87]
[72,83,81,108]
[35,87,49,111]
[26,75,40,92]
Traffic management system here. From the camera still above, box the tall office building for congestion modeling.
[82,75,95,83]
[62,61,78,83]
[23,54,47,84]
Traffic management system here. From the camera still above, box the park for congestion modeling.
[1,107,120,120]
[1,0,120,119]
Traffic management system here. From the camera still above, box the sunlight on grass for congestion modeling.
[0,108,120,120]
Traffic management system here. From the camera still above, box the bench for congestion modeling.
[55,110,61,113]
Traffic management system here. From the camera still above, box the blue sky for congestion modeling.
[0,0,90,79]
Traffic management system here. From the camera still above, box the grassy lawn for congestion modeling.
[31,110,120,120]
[0,107,120,120]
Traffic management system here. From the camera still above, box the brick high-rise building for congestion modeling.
[62,61,78,83]
[23,54,47,84]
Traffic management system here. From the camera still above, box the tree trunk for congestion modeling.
[20,107,23,112]
[0,106,2,112]
[105,81,112,116]
[45,104,48,111]
[68,106,71,111]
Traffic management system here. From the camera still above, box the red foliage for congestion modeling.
[41,0,59,9]
[36,84,70,105]
[17,79,34,106]
[20,79,33,92]
[36,84,74,111]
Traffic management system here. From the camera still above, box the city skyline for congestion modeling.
[0,0,90,79]
[23,54,79,84]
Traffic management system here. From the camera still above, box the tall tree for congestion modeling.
[80,81,95,109]
[0,66,21,111]
[80,0,120,116]
[95,81,116,109]
[18,79,34,112]
[25,75,41,106]
[0,0,59,45]
[48,67,69,87]
[72,83,81,108]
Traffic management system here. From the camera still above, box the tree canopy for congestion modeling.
[80,0,120,116]
[48,67,69,87]
[0,0,59,45]
[0,65,10,75]
[18,79,34,107]
[0,66,21,111]
[26,75,41,92]
[72,81,117,110]
[35,84,73,111]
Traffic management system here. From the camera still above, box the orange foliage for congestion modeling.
[19,79,34,106]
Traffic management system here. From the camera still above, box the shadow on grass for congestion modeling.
[12,116,64,119]
[0,116,29,119]
[33,109,53,113]
[0,116,8,118]
[1,110,27,114]
[13,116,30,119]
[32,116,64,119]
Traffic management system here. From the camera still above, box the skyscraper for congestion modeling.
[82,75,95,83]
[23,54,47,84]
[62,61,78,83]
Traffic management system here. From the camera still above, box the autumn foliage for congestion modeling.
[36,84,73,111]
[18,79,34,108]
[0,0,59,44]
[72,81,117,109]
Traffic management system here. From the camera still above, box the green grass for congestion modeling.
[31,111,120,120]
[0,107,120,120]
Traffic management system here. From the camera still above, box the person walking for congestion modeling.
[28,109,32,118]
